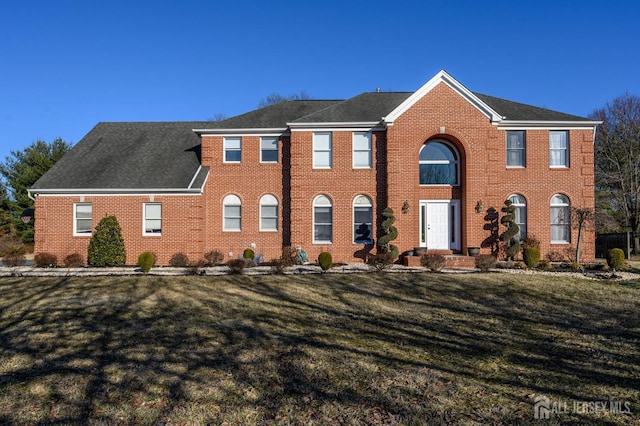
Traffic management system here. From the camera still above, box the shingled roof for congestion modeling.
[31,82,595,193]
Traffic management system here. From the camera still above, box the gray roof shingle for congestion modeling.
[474,93,591,121]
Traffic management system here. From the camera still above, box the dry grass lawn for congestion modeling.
[0,272,638,425]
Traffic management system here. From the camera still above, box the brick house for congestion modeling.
[30,70,600,265]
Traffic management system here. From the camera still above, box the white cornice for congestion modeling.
[29,188,204,196]
[496,120,602,129]
[383,70,504,125]
[193,128,288,135]
[287,121,381,130]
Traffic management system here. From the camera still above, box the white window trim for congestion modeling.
[313,195,333,244]
[508,194,527,240]
[223,194,242,232]
[550,194,571,244]
[418,141,460,186]
[259,194,279,232]
[223,136,242,164]
[549,131,569,168]
[506,130,526,168]
[353,195,373,244]
[73,203,92,236]
[260,136,279,164]
[352,131,372,169]
[313,132,332,169]
[143,203,162,236]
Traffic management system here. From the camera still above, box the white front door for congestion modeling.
[419,200,460,250]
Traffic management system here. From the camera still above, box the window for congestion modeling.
[313,132,332,168]
[550,194,570,243]
[261,136,278,163]
[506,131,525,167]
[224,137,242,163]
[353,195,373,244]
[260,194,278,231]
[508,194,527,240]
[313,195,332,243]
[550,131,568,167]
[419,141,459,185]
[143,203,162,235]
[74,203,92,236]
[353,132,372,168]
[223,194,242,231]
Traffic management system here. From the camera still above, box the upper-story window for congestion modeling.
[223,194,242,231]
[143,203,162,235]
[313,132,332,168]
[73,203,92,236]
[506,131,526,167]
[261,137,278,163]
[550,194,570,243]
[259,194,278,231]
[353,195,373,244]
[224,137,242,163]
[419,141,459,185]
[550,131,569,167]
[352,132,372,168]
[508,194,527,240]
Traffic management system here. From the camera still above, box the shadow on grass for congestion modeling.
[0,273,638,424]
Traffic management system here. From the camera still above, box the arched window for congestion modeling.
[260,194,278,231]
[419,142,459,185]
[313,195,332,243]
[550,194,570,243]
[223,194,241,231]
[508,194,527,241]
[353,195,373,244]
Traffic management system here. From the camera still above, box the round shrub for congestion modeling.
[475,254,497,272]
[243,248,255,260]
[34,252,58,268]
[227,258,245,274]
[606,248,625,270]
[318,252,332,271]
[170,252,190,267]
[64,253,84,268]
[138,252,155,273]
[420,253,446,272]
[522,247,541,268]
[204,250,224,266]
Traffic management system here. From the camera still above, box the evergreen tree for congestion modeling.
[378,207,399,259]
[500,199,520,260]
[88,216,126,266]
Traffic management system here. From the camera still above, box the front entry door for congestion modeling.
[419,200,460,250]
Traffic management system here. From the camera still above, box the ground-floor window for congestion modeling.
[353,195,373,244]
[313,195,332,243]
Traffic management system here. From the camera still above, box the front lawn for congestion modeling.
[0,273,638,425]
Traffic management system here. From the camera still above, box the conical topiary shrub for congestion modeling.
[87,215,126,266]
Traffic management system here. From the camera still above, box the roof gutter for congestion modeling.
[29,187,205,196]
[287,121,382,130]
[193,127,288,135]
[495,120,602,129]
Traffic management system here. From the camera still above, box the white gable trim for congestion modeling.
[383,70,504,126]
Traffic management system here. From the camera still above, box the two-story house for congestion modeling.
[30,70,600,265]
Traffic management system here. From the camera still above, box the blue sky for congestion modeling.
[1,0,639,163]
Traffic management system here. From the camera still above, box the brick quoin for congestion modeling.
[32,74,596,265]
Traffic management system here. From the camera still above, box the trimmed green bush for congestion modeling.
[87,215,126,266]
[420,253,446,272]
[64,253,84,268]
[475,254,497,272]
[318,252,332,271]
[170,252,190,267]
[138,252,155,273]
[522,247,541,268]
[378,207,399,260]
[606,248,625,270]
[243,248,255,260]
[34,252,58,268]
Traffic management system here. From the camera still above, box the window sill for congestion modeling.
[223,229,242,233]
[550,241,571,245]
[313,241,333,245]
[259,229,279,233]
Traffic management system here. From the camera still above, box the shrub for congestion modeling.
[243,248,255,260]
[318,252,332,271]
[420,253,446,272]
[522,247,541,268]
[64,253,84,268]
[367,253,393,272]
[546,250,566,262]
[564,246,577,263]
[137,252,155,273]
[34,252,58,268]
[187,260,207,275]
[3,251,26,267]
[537,259,553,271]
[204,250,224,266]
[520,235,541,250]
[270,257,287,274]
[227,258,245,274]
[606,248,625,270]
[378,207,399,260]
[280,246,297,267]
[568,262,585,271]
[475,254,497,272]
[169,252,190,267]
[87,215,126,266]
[499,199,520,260]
